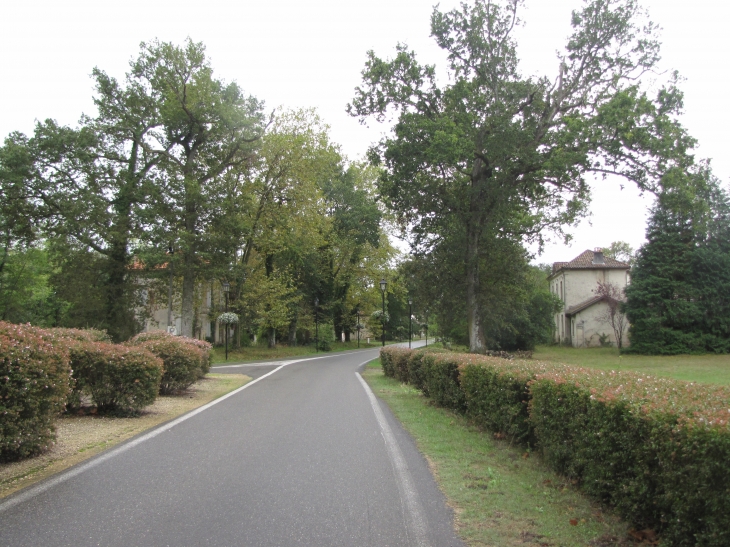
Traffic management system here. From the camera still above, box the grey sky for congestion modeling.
[2,0,726,265]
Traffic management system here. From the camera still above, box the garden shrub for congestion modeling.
[68,341,163,414]
[50,327,112,343]
[418,352,466,412]
[130,335,206,394]
[0,322,72,461]
[129,332,212,380]
[378,345,730,545]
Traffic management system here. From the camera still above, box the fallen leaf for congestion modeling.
[570,519,579,526]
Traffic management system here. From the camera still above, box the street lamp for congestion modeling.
[424,308,429,347]
[314,297,319,353]
[223,281,230,361]
[380,278,387,347]
[356,307,361,348]
[408,298,413,349]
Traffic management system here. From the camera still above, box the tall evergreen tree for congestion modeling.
[625,169,730,353]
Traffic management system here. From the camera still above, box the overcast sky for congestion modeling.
[2,0,727,266]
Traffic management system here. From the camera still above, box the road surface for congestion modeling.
[0,344,463,546]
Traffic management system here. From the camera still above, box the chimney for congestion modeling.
[592,248,605,265]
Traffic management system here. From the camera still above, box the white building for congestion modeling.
[548,249,630,347]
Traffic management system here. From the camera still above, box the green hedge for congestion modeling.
[129,334,206,394]
[0,322,72,461]
[129,332,212,378]
[67,341,163,414]
[379,346,730,546]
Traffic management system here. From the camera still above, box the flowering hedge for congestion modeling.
[67,341,163,414]
[49,327,112,343]
[128,334,206,394]
[129,332,212,378]
[380,346,730,546]
[0,322,72,461]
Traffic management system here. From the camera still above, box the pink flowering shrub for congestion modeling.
[68,341,163,414]
[0,322,72,461]
[129,335,205,394]
[49,327,112,343]
[129,332,212,378]
[379,346,730,546]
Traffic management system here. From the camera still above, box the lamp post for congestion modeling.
[223,281,230,361]
[408,298,413,349]
[167,244,174,334]
[379,278,387,347]
[424,309,429,347]
[356,308,361,348]
[314,297,319,353]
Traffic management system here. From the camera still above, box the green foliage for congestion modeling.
[0,322,72,462]
[351,0,694,352]
[380,346,730,545]
[65,340,163,415]
[625,178,730,354]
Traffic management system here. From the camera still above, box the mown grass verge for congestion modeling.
[362,359,629,547]
[0,373,249,500]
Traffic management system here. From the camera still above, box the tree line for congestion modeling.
[0,40,393,345]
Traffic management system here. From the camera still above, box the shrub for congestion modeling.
[378,345,730,545]
[129,332,212,378]
[50,327,112,343]
[69,341,163,414]
[130,335,205,394]
[0,322,72,461]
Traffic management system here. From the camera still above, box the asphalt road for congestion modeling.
[0,344,464,547]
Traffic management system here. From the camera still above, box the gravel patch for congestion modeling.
[0,373,250,499]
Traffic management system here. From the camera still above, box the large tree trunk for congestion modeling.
[180,265,195,338]
[268,327,276,348]
[287,313,298,346]
[465,229,486,353]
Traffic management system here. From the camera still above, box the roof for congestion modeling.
[550,250,629,277]
[565,296,605,316]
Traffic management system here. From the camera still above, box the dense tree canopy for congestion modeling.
[349,0,698,352]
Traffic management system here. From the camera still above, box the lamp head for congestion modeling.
[379,278,387,293]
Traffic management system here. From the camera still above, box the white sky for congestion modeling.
[1,0,727,266]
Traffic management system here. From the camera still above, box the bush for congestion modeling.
[129,332,212,378]
[379,345,730,545]
[129,335,205,394]
[50,327,112,343]
[0,322,72,461]
[68,341,163,414]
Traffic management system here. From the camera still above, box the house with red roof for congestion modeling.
[548,249,630,347]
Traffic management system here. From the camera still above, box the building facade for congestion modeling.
[548,249,630,347]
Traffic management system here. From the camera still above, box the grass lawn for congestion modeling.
[362,359,630,547]
[534,345,730,385]
[211,338,403,364]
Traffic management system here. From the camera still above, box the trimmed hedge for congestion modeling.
[380,346,730,546]
[0,322,72,461]
[49,327,112,344]
[129,332,212,378]
[67,341,163,414]
[129,334,206,394]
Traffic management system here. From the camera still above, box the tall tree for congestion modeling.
[135,39,267,338]
[625,168,730,354]
[349,0,697,352]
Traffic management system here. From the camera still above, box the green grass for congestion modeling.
[363,359,629,547]
[534,345,730,385]
[211,339,399,363]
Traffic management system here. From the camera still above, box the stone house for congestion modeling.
[548,249,630,347]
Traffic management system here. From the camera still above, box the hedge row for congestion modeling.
[380,346,730,547]
[0,322,72,461]
[1,322,214,461]
[127,332,212,394]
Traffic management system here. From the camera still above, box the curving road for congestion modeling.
[0,344,463,547]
